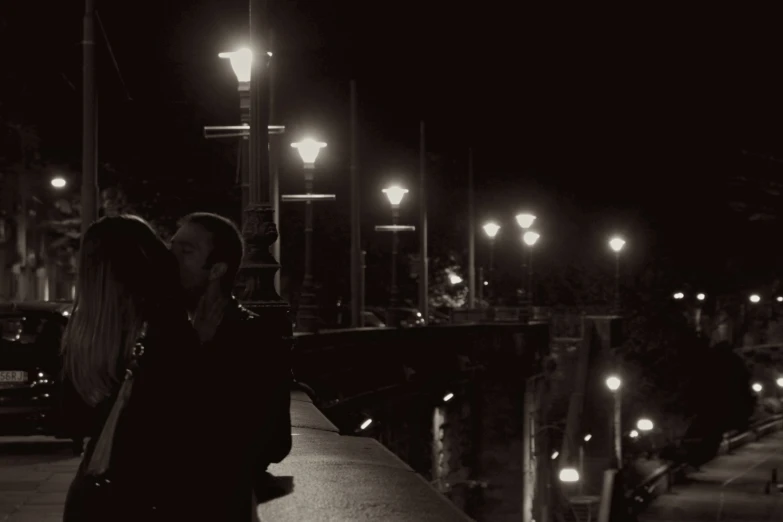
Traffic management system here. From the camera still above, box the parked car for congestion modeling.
[0,301,81,451]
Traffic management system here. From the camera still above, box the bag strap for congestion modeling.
[85,322,148,477]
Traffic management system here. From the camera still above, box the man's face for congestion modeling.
[170,222,213,301]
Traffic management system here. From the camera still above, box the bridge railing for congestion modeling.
[620,413,783,517]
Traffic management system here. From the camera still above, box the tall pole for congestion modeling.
[488,240,495,304]
[614,252,621,314]
[81,0,98,238]
[360,250,366,323]
[269,30,281,294]
[15,171,29,301]
[350,81,362,327]
[238,0,286,311]
[468,148,476,309]
[295,167,317,332]
[528,248,534,315]
[419,121,429,324]
[390,206,400,307]
[613,391,622,468]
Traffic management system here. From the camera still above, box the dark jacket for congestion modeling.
[192,297,293,520]
[62,315,205,521]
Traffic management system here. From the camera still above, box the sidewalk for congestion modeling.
[0,452,78,522]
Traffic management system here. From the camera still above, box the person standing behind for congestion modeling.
[171,212,292,520]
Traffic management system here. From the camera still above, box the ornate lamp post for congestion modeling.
[605,375,623,468]
[482,222,500,304]
[522,230,540,321]
[375,185,416,327]
[282,138,333,333]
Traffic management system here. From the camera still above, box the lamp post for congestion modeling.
[523,230,540,321]
[375,185,415,327]
[482,222,500,304]
[516,213,537,320]
[609,236,626,314]
[282,139,332,333]
[605,375,623,468]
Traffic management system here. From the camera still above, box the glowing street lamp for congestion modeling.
[750,294,761,304]
[629,430,639,439]
[673,292,685,300]
[449,274,463,285]
[609,236,626,314]
[523,231,540,247]
[219,48,253,83]
[559,467,580,483]
[697,293,706,301]
[291,138,327,168]
[50,177,66,189]
[777,377,783,388]
[752,383,763,393]
[482,222,500,304]
[376,185,415,326]
[283,138,334,333]
[516,213,537,230]
[637,418,654,432]
[606,375,623,467]
[777,297,783,303]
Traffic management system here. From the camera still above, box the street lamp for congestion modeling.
[697,293,706,301]
[750,294,761,304]
[522,231,540,321]
[636,418,654,432]
[609,236,625,314]
[283,138,334,333]
[449,274,463,285]
[559,467,579,483]
[516,213,537,230]
[777,377,783,388]
[673,292,685,300]
[605,375,622,468]
[219,48,253,83]
[752,382,763,393]
[375,185,415,327]
[482,222,500,304]
[50,177,67,189]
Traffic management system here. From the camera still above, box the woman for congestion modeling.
[61,215,204,521]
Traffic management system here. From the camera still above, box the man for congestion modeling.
[170,212,292,519]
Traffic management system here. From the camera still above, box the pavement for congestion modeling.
[0,391,470,521]
[639,430,783,521]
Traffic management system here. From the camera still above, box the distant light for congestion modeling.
[551,451,559,460]
[267,51,273,57]
[630,430,639,439]
[559,468,580,483]
[523,231,540,247]
[776,377,783,388]
[697,293,706,301]
[637,419,654,432]
[483,281,489,286]
[51,177,66,188]
[515,213,537,229]
[483,222,500,239]
[382,185,409,206]
[449,274,463,285]
[583,434,592,442]
[673,292,685,300]
[443,393,454,402]
[777,297,783,303]
[752,383,763,393]
[291,138,327,166]
[218,48,252,83]
[62,310,70,317]
[416,312,422,317]
[360,418,373,430]
[750,294,761,304]
[605,375,622,392]
[609,237,626,253]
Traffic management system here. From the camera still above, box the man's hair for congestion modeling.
[179,212,244,293]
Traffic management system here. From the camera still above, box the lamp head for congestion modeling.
[515,213,536,229]
[219,48,252,83]
[483,222,500,239]
[523,231,540,247]
[383,186,409,206]
[609,237,626,253]
[291,138,327,166]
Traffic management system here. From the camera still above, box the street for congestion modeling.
[0,436,78,521]
[640,431,783,521]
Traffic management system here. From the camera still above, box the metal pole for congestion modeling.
[613,391,622,468]
[81,0,98,238]
[360,250,366,326]
[419,121,429,324]
[614,252,621,314]
[523,376,538,522]
[478,266,484,305]
[390,206,399,307]
[269,30,281,294]
[528,248,534,318]
[239,86,250,226]
[468,148,476,309]
[579,445,585,495]
[294,168,317,333]
[488,240,494,304]
[248,0,269,205]
[350,81,361,328]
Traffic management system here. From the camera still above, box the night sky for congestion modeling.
[6,2,783,299]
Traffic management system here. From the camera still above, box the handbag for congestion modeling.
[81,323,149,506]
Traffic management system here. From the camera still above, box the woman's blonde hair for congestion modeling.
[62,215,177,406]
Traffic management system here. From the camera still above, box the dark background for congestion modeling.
[4,1,783,304]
